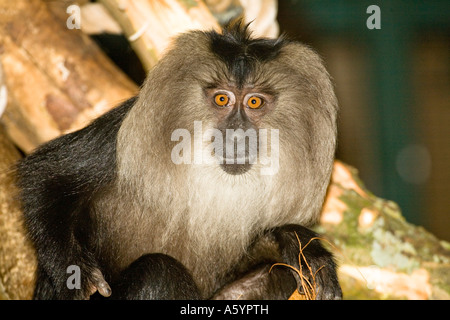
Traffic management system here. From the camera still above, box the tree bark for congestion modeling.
[0,125,36,300]
[311,161,450,300]
[99,0,220,71]
[0,0,138,153]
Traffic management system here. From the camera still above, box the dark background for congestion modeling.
[277,0,450,240]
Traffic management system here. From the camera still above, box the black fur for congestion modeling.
[211,225,341,299]
[16,97,137,299]
[273,225,341,299]
[208,22,286,87]
[109,254,201,300]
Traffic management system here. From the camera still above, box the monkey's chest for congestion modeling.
[97,204,253,293]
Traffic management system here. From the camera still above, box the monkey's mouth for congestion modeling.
[216,151,256,175]
[220,161,253,175]
[211,128,258,175]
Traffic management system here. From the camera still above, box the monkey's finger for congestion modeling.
[97,280,112,297]
[90,268,112,297]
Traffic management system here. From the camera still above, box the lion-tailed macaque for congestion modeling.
[16,21,342,300]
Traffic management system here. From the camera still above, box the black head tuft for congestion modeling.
[208,20,286,87]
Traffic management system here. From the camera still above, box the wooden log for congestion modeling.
[0,125,36,300]
[313,161,450,300]
[203,0,279,38]
[287,161,450,300]
[238,0,279,38]
[99,0,220,71]
[0,0,138,153]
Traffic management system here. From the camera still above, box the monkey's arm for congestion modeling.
[16,97,136,299]
[213,225,342,300]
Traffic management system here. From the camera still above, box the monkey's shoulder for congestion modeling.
[16,96,137,198]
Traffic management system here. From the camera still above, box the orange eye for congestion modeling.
[247,96,263,109]
[214,94,229,106]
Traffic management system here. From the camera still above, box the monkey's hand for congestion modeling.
[43,263,112,299]
[295,251,342,300]
[275,225,342,300]
[85,268,112,299]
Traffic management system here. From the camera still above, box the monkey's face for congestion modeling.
[132,25,337,182]
[189,27,288,176]
[203,85,276,175]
